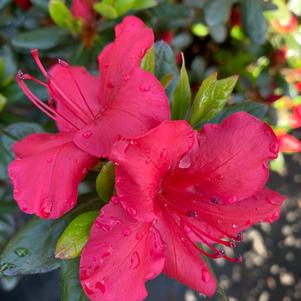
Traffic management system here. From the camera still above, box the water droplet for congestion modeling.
[201,269,210,282]
[82,130,92,138]
[46,158,53,164]
[83,282,94,295]
[40,201,52,218]
[14,247,29,257]
[227,196,238,203]
[216,173,224,180]
[19,200,28,211]
[95,280,106,293]
[232,224,238,229]
[107,81,115,89]
[124,74,130,81]
[139,83,150,92]
[101,246,113,259]
[82,168,88,175]
[160,148,168,159]
[127,207,137,217]
[210,196,220,204]
[136,233,143,240]
[145,272,155,280]
[269,142,279,154]
[183,224,191,233]
[111,196,120,204]
[129,140,137,145]
[58,59,69,67]
[122,228,131,236]
[178,157,191,168]
[145,158,151,164]
[163,203,168,208]
[116,177,121,184]
[130,251,140,269]
[73,158,79,164]
[95,220,113,232]
[187,210,198,218]
[262,161,269,169]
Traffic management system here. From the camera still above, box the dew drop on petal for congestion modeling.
[95,280,106,294]
[227,196,238,203]
[145,158,151,164]
[101,246,113,259]
[127,207,137,217]
[262,161,269,169]
[82,168,88,176]
[210,196,220,204]
[83,282,94,296]
[46,157,53,164]
[145,272,155,280]
[124,74,130,81]
[130,251,140,269]
[160,148,168,159]
[136,233,143,240]
[40,201,52,218]
[82,130,92,138]
[139,83,150,92]
[19,200,28,211]
[201,269,210,282]
[122,228,131,236]
[232,223,238,229]
[187,210,198,218]
[269,142,279,154]
[111,196,120,204]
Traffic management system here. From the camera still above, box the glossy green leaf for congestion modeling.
[132,0,157,10]
[171,54,191,120]
[211,102,268,123]
[115,0,135,15]
[96,161,115,202]
[55,211,98,259]
[141,47,155,74]
[204,0,233,27]
[12,27,69,50]
[60,259,89,301]
[49,0,80,34]
[241,0,267,45]
[0,94,6,112]
[0,194,100,276]
[189,73,238,127]
[94,2,119,19]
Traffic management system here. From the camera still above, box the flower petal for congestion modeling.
[98,16,154,108]
[154,210,216,297]
[170,112,279,203]
[74,68,170,157]
[166,187,285,238]
[8,132,98,219]
[48,64,100,132]
[80,201,165,301]
[109,120,195,221]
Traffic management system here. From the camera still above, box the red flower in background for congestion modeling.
[272,15,298,33]
[277,133,301,153]
[80,113,285,300]
[9,16,169,219]
[15,0,31,10]
[71,0,96,26]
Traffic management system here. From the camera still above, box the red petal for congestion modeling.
[278,133,301,153]
[170,112,279,203]
[109,120,195,221]
[8,132,98,219]
[80,202,165,301]
[48,64,100,132]
[154,210,216,297]
[98,16,154,108]
[71,0,96,24]
[74,68,170,157]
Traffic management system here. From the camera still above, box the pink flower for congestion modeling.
[278,133,301,153]
[9,16,169,219]
[80,112,285,300]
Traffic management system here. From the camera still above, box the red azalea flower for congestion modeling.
[277,133,301,153]
[71,0,96,25]
[8,16,169,219]
[289,105,301,128]
[15,0,31,10]
[80,112,285,300]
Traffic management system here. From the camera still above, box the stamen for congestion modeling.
[31,49,48,77]
[57,59,95,119]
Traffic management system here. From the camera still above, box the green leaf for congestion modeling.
[12,27,69,50]
[115,0,135,15]
[241,0,267,45]
[141,47,155,74]
[94,2,119,19]
[154,41,178,80]
[1,122,44,158]
[212,102,268,123]
[208,24,227,43]
[270,153,287,175]
[60,259,89,301]
[0,194,100,276]
[189,74,238,127]
[204,0,233,27]
[31,0,49,12]
[0,0,11,10]
[171,54,191,120]
[55,211,98,259]
[49,0,80,34]
[96,161,115,202]
[132,0,157,10]
[0,94,6,112]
